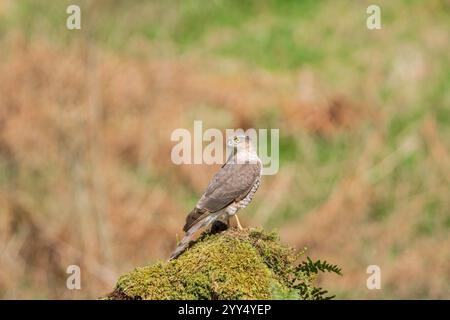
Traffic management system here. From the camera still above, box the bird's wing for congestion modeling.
[178,161,261,257]
[197,162,261,213]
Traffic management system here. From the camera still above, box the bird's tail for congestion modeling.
[169,211,223,260]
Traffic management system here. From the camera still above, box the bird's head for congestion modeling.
[227,134,252,151]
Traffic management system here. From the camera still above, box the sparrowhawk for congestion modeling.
[169,134,262,259]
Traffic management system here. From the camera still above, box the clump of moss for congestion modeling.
[107,228,341,300]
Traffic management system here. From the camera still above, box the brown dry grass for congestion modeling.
[1,35,366,298]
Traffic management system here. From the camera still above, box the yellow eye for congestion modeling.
[233,136,240,143]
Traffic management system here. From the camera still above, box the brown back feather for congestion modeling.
[183,207,208,232]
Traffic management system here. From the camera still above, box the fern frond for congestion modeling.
[296,257,342,276]
[290,256,342,300]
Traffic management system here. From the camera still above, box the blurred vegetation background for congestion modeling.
[0,0,448,299]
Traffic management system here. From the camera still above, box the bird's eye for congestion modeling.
[233,136,240,143]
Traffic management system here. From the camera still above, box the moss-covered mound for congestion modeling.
[107,228,341,300]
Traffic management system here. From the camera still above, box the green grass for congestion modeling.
[217,23,324,69]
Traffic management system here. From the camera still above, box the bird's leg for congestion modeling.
[235,214,243,230]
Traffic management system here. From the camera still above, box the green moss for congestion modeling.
[108,228,340,300]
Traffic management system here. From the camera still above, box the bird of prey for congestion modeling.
[169,134,262,260]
